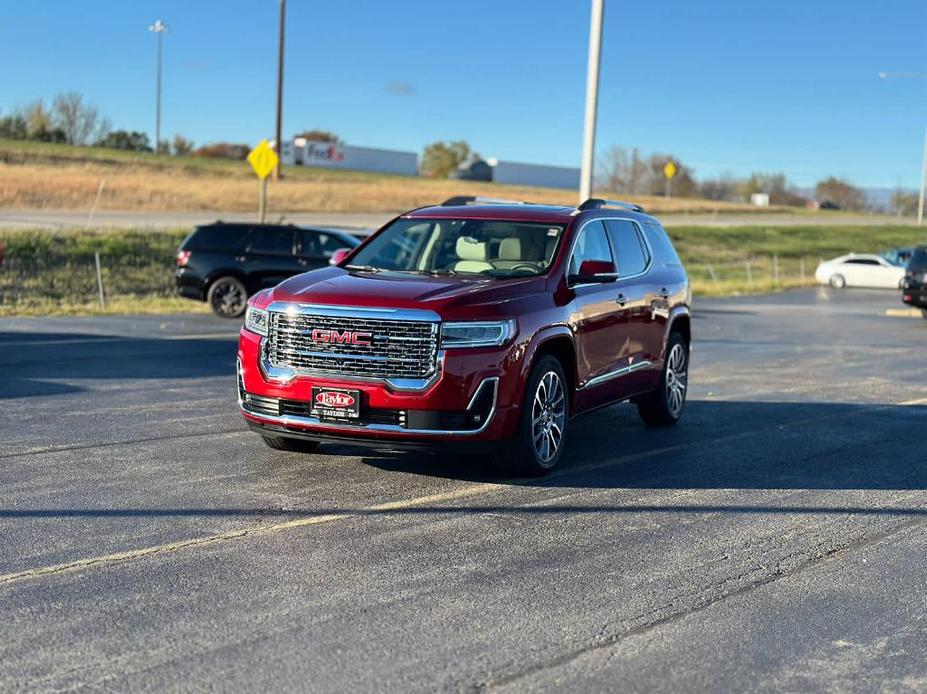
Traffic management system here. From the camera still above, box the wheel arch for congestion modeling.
[663,306,691,360]
[520,326,577,414]
[204,269,252,295]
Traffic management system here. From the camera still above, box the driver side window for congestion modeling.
[569,221,613,276]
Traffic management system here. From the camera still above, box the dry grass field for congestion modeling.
[0,138,778,215]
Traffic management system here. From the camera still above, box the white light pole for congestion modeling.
[919,126,926,226]
[148,19,168,153]
[579,0,605,203]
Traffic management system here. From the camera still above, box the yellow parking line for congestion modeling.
[2,395,925,588]
[884,308,924,319]
[0,482,504,587]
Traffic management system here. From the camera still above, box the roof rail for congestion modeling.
[575,198,646,213]
[441,195,532,207]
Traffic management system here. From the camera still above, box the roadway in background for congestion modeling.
[0,208,918,231]
[1,288,926,690]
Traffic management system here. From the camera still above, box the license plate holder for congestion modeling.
[311,387,361,420]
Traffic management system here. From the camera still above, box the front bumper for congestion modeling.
[237,329,521,442]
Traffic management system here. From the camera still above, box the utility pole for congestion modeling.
[148,19,168,154]
[579,0,605,203]
[919,126,926,226]
[274,0,286,180]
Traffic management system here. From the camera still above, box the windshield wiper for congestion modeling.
[344,264,381,273]
[421,268,457,276]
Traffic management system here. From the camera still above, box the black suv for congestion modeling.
[902,246,927,316]
[175,223,360,317]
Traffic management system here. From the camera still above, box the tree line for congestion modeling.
[0,95,915,214]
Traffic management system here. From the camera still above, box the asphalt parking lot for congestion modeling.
[1,288,926,692]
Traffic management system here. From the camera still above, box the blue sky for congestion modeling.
[2,1,926,188]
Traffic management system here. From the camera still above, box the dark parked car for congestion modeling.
[175,223,360,317]
[901,246,927,316]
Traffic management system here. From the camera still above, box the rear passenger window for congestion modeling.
[605,220,649,276]
[183,226,249,252]
[248,228,294,256]
[569,221,614,276]
[643,223,682,267]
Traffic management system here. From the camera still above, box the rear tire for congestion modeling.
[207,276,248,318]
[260,435,321,453]
[497,355,569,476]
[637,332,689,427]
[829,274,846,289]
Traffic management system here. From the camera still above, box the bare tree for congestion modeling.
[596,146,646,195]
[52,92,109,146]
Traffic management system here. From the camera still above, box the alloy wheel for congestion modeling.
[212,281,246,317]
[665,343,688,417]
[531,371,566,465]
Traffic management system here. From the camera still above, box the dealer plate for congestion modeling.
[311,387,361,420]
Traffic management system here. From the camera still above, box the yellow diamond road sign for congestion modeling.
[663,161,677,180]
[248,140,279,180]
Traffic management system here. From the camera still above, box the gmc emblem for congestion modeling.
[310,328,373,346]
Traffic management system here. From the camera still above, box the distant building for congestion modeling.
[489,159,581,190]
[750,193,770,207]
[276,138,418,176]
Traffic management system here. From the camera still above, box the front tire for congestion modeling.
[829,274,846,289]
[260,435,321,453]
[207,276,248,318]
[498,355,569,476]
[637,332,689,426]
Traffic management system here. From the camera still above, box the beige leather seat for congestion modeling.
[454,237,493,273]
[493,235,545,270]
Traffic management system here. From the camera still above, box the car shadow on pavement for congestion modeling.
[0,331,237,399]
[359,399,927,492]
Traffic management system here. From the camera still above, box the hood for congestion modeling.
[260,267,547,318]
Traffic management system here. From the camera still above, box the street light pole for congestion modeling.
[919,126,926,226]
[579,0,605,203]
[274,0,286,180]
[148,19,168,154]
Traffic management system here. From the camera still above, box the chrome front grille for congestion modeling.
[266,310,439,380]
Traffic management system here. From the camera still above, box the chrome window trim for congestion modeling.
[566,216,655,289]
[259,339,446,392]
[579,360,653,390]
[241,376,500,437]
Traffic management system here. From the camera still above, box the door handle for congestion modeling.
[616,293,627,307]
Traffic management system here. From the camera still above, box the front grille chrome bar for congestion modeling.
[260,302,444,392]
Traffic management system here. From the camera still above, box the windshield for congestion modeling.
[907,248,927,272]
[345,218,565,277]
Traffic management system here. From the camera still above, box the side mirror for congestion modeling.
[330,247,353,266]
[569,259,618,285]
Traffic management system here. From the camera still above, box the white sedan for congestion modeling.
[815,254,906,289]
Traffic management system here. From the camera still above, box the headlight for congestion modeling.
[441,320,516,348]
[244,306,269,336]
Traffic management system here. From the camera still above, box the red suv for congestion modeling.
[238,197,691,475]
